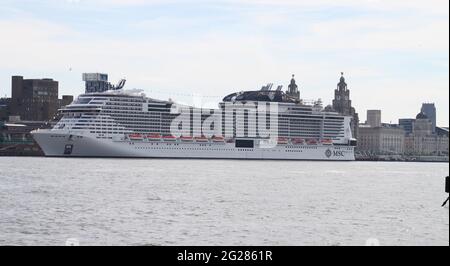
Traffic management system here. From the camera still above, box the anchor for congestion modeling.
[442,176,449,207]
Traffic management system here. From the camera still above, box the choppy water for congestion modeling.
[0,157,448,246]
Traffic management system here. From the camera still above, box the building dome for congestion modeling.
[290,74,296,85]
[339,72,346,82]
[416,112,428,120]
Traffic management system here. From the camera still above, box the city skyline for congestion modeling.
[0,0,448,125]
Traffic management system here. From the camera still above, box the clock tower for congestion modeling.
[332,73,359,139]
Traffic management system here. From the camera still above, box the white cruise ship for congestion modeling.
[32,76,356,161]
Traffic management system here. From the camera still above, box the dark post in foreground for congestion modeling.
[442,176,449,207]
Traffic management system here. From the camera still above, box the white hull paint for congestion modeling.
[32,130,355,161]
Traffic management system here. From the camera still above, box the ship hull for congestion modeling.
[32,130,355,161]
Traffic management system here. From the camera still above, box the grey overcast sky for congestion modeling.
[0,0,448,125]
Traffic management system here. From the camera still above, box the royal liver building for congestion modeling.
[332,73,360,139]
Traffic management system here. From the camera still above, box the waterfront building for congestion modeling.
[413,112,433,136]
[286,75,300,100]
[404,112,449,156]
[436,127,449,137]
[332,73,359,139]
[404,134,448,156]
[358,123,405,155]
[399,118,415,135]
[0,121,48,156]
[83,73,111,93]
[421,103,436,133]
[0,98,10,121]
[11,76,59,121]
[83,73,126,93]
[366,110,382,128]
[60,95,74,108]
[9,76,74,122]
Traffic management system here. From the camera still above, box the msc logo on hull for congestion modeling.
[325,149,345,158]
[64,144,74,155]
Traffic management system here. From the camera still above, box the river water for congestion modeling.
[0,157,448,246]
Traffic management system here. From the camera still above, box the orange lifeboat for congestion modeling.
[147,133,161,141]
[129,134,143,141]
[162,135,177,142]
[291,138,305,145]
[212,136,225,143]
[180,136,194,142]
[195,136,209,143]
[321,139,333,145]
[277,137,289,145]
[307,139,318,145]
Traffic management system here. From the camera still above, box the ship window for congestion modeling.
[235,139,254,148]
[74,98,93,104]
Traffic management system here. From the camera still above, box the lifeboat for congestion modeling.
[180,136,194,142]
[147,134,161,141]
[321,139,333,145]
[291,138,305,145]
[195,136,209,143]
[128,134,143,141]
[277,137,289,145]
[307,139,318,145]
[212,136,225,143]
[162,135,177,142]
